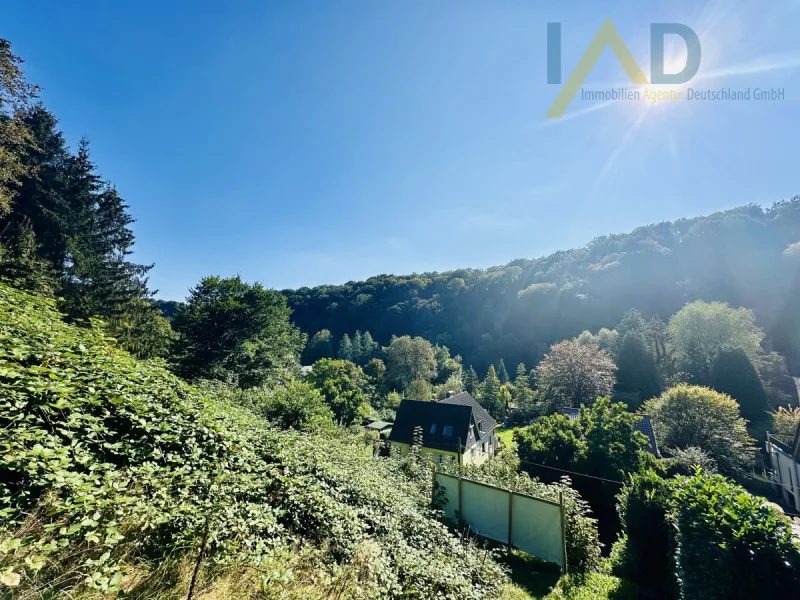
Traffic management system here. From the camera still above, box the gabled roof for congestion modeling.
[365,420,393,431]
[439,391,497,434]
[559,407,660,456]
[388,392,497,453]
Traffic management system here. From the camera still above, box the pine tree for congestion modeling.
[352,330,364,364]
[710,348,769,424]
[463,365,478,394]
[497,358,509,384]
[513,362,531,406]
[482,365,501,416]
[338,333,353,361]
[362,331,378,361]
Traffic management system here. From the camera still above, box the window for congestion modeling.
[430,423,437,434]
[442,425,453,437]
[471,448,476,459]
[482,442,486,454]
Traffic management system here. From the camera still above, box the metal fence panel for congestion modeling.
[433,471,565,570]
[434,472,460,520]
[461,480,510,544]
[510,493,565,567]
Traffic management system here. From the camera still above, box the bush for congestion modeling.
[672,471,800,599]
[661,446,717,477]
[206,379,335,432]
[610,470,674,592]
[643,385,756,477]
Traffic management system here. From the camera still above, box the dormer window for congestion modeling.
[443,425,453,437]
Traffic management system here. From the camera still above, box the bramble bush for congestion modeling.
[0,283,506,598]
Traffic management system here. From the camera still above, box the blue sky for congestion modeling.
[5,0,800,300]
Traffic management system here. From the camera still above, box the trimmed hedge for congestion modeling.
[673,472,800,599]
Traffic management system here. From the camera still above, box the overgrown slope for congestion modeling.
[0,283,505,599]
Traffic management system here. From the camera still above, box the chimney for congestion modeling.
[447,390,455,397]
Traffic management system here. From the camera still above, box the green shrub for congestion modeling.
[610,469,674,593]
[0,283,506,598]
[672,471,800,600]
[204,378,335,432]
[545,573,637,600]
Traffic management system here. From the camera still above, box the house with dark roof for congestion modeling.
[388,392,498,466]
[559,407,660,456]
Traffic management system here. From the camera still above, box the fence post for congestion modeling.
[507,492,513,548]
[559,491,568,574]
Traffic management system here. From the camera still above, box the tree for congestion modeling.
[337,333,353,361]
[433,344,462,384]
[352,330,364,363]
[513,362,532,403]
[515,397,649,512]
[463,365,479,395]
[0,219,55,294]
[406,378,433,401]
[643,384,756,477]
[386,335,437,390]
[576,328,619,355]
[0,39,37,217]
[771,406,800,438]
[362,331,378,362]
[710,348,769,423]
[497,358,509,384]
[615,333,662,407]
[363,357,387,395]
[667,301,764,381]
[616,309,647,341]
[171,275,305,387]
[307,358,369,426]
[481,364,502,418]
[305,329,334,364]
[535,340,617,409]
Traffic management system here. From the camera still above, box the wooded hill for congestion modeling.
[284,202,800,373]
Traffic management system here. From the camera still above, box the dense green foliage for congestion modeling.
[515,398,650,532]
[516,398,649,487]
[0,282,507,598]
[614,333,662,407]
[667,300,764,382]
[672,472,800,600]
[710,347,769,423]
[170,275,305,387]
[643,385,756,477]
[284,203,800,374]
[306,358,370,426]
[610,470,674,593]
[0,40,170,359]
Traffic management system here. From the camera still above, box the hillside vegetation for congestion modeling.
[285,202,800,373]
[0,283,505,599]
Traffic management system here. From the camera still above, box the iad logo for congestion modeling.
[546,19,701,118]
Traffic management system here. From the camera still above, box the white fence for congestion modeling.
[433,471,567,571]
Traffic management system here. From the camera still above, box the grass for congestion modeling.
[496,426,524,451]
[497,551,637,600]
